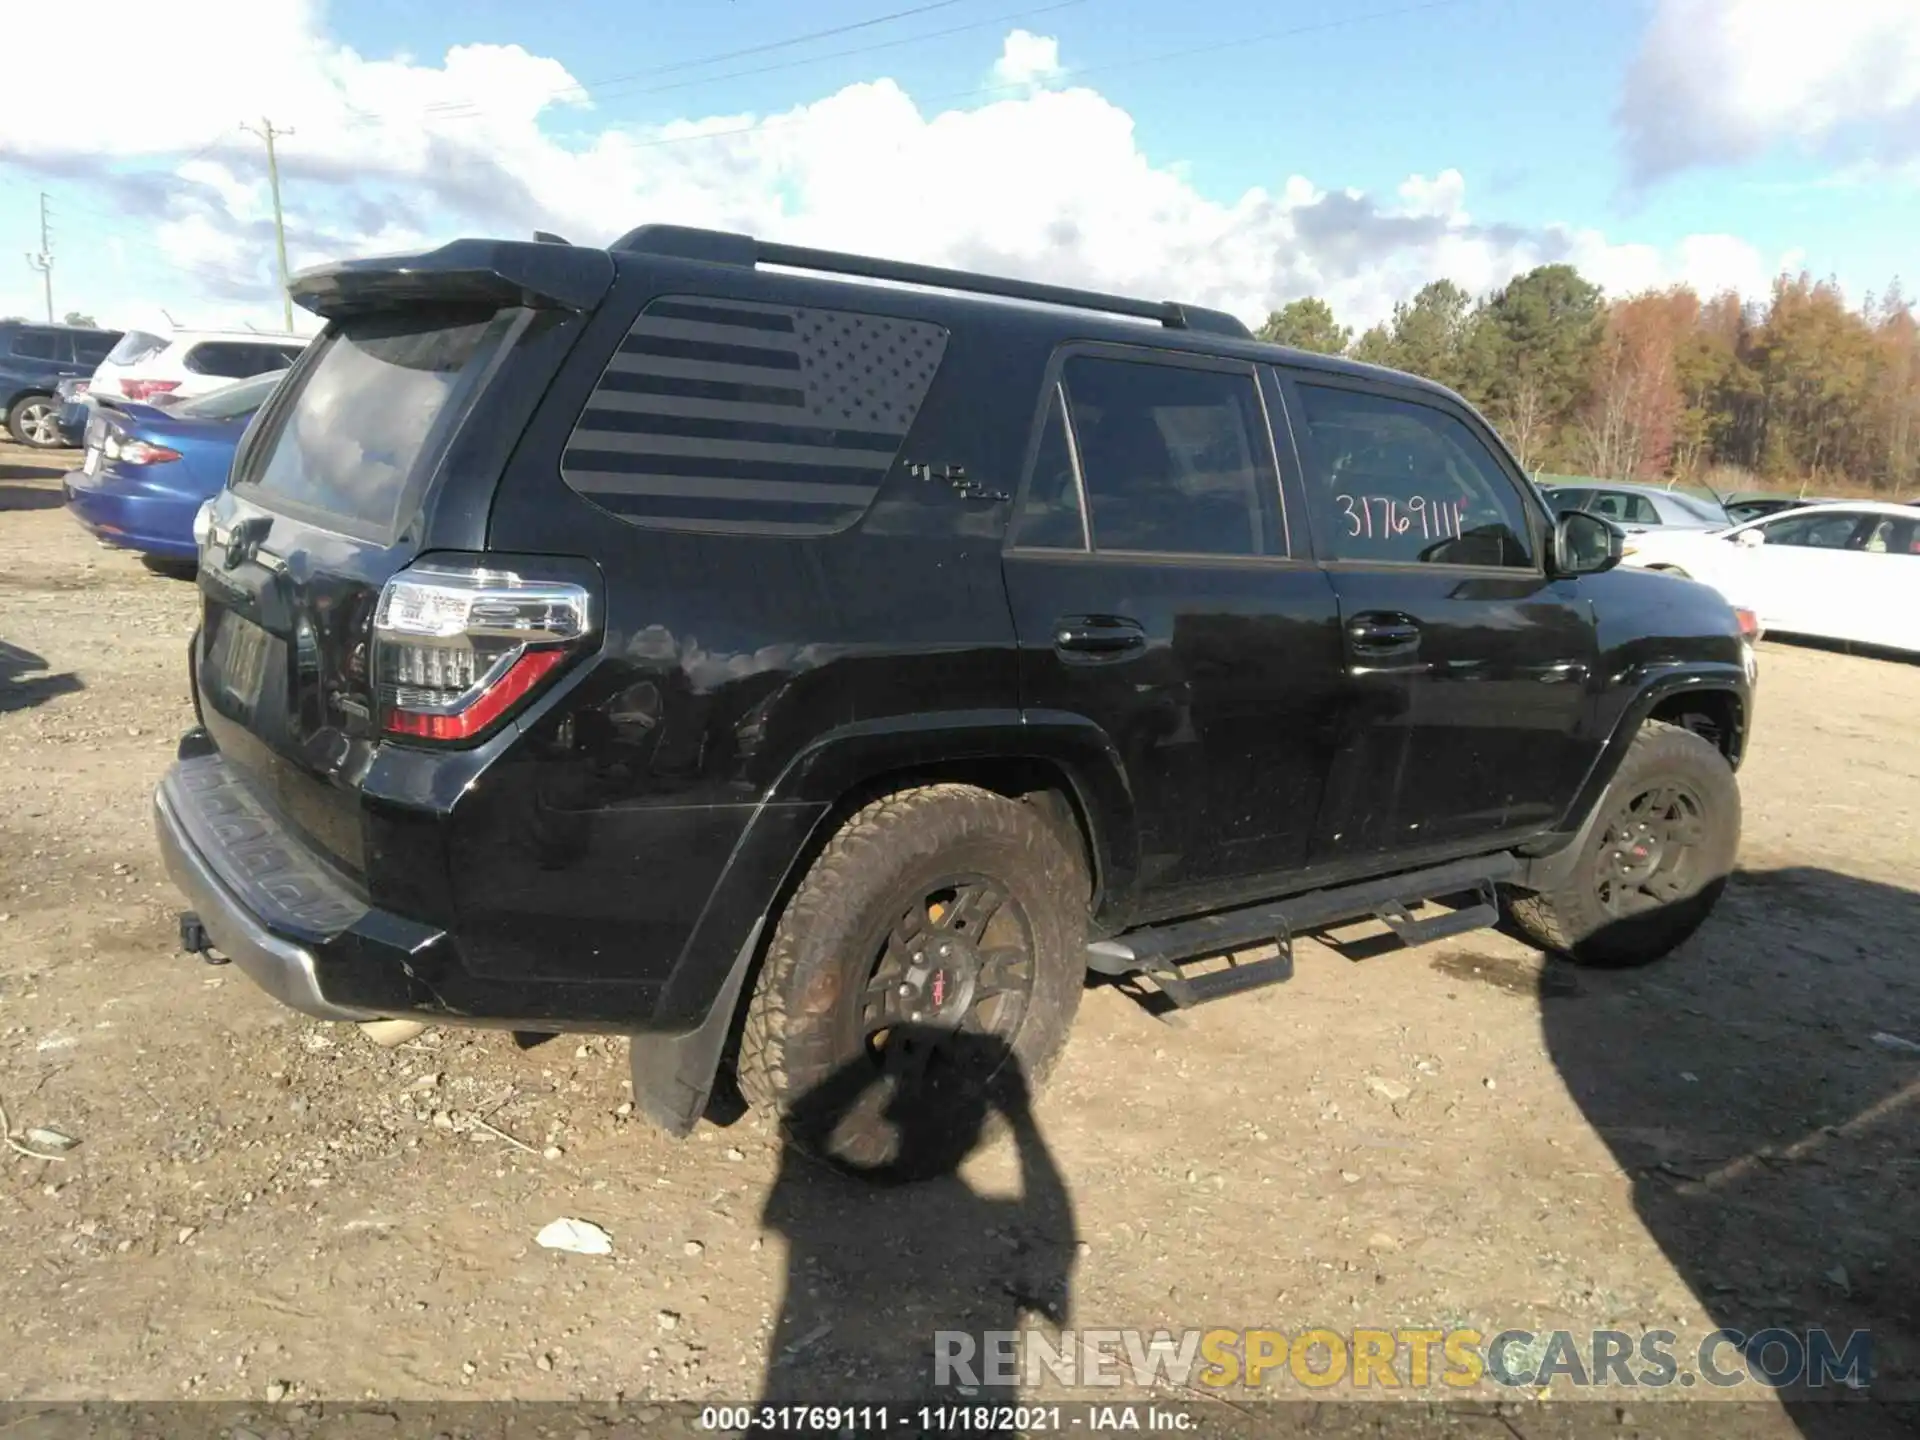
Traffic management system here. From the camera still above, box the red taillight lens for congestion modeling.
[1734,607,1761,641]
[120,379,181,401]
[109,439,182,466]
[373,564,592,743]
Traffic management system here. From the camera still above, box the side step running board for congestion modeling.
[1087,854,1516,1008]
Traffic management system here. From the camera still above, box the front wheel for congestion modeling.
[7,393,62,448]
[735,784,1087,1181]
[1507,721,1740,967]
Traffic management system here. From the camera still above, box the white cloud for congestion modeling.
[990,29,1065,90]
[1620,0,1920,183]
[0,0,1790,331]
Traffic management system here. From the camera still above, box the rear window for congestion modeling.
[106,330,170,365]
[173,370,286,420]
[236,308,515,537]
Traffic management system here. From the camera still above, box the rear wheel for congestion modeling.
[1507,721,1739,967]
[6,394,61,448]
[736,784,1086,1181]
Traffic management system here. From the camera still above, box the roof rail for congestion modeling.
[610,223,1252,339]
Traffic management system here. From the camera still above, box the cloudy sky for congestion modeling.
[2,0,1916,336]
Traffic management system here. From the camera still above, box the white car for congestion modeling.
[1621,501,1920,655]
[90,328,309,405]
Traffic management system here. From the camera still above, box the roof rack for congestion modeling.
[611,223,1252,339]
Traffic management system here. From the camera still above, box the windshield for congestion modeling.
[1663,490,1730,524]
[173,371,289,421]
[105,330,169,366]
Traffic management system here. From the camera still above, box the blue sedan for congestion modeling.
[63,371,285,562]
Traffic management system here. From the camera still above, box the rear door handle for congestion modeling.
[1054,616,1147,655]
[1347,612,1421,652]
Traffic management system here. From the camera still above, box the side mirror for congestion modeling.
[1734,528,1766,548]
[1550,510,1622,577]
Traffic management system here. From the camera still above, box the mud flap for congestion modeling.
[627,917,765,1137]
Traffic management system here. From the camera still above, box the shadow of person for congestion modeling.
[756,1029,1076,1416]
[1539,865,1920,1438]
[0,638,82,714]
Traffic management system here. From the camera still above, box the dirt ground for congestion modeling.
[2,440,1916,1438]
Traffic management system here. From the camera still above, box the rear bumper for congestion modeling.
[65,471,199,560]
[155,780,382,1023]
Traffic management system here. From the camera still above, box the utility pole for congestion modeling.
[242,119,295,331]
[23,192,53,323]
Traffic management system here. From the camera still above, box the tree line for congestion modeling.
[1259,268,1920,496]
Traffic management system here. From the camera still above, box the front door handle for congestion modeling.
[1347,612,1421,652]
[1054,616,1147,655]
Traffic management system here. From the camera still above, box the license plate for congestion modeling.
[82,447,100,477]
[209,616,271,714]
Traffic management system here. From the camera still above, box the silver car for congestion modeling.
[1541,481,1731,533]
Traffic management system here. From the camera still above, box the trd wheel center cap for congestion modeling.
[1614,820,1664,880]
[897,935,982,1027]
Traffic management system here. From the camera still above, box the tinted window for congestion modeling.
[1010,384,1086,548]
[106,331,170,366]
[173,370,287,420]
[186,341,304,379]
[1587,491,1659,525]
[563,295,949,535]
[239,308,511,536]
[72,333,118,366]
[9,329,57,361]
[1663,490,1730,524]
[1060,356,1279,556]
[1756,512,1862,549]
[1293,384,1534,567]
[1857,516,1918,554]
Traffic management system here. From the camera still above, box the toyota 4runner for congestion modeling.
[156,226,1753,1176]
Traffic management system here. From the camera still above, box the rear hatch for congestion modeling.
[191,241,614,885]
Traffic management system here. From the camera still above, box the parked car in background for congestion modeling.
[63,370,286,563]
[88,328,307,405]
[1542,481,1731,532]
[52,375,96,447]
[1723,494,1842,524]
[0,320,122,447]
[1621,502,1920,655]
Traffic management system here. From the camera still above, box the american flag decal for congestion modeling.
[562,296,950,534]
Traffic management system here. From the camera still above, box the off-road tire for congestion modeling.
[6,393,60,448]
[736,783,1086,1179]
[1507,720,1739,968]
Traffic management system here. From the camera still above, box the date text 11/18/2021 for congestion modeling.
[697,1404,1198,1431]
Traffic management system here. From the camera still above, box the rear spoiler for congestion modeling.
[289,239,615,319]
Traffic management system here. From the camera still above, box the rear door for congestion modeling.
[1277,373,1600,860]
[1001,345,1344,923]
[193,304,533,880]
[1733,508,1873,637]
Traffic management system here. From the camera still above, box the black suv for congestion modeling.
[1,321,122,447]
[155,228,1752,1176]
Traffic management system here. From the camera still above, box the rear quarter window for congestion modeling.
[234,307,518,539]
[561,295,950,535]
[186,341,305,379]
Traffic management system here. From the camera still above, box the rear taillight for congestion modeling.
[372,564,591,743]
[120,379,181,401]
[101,432,181,465]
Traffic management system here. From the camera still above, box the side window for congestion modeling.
[9,329,57,361]
[187,342,292,378]
[1059,355,1280,557]
[1292,383,1535,567]
[563,295,949,535]
[72,334,115,366]
[1757,512,1863,549]
[1590,492,1658,525]
[1009,384,1086,549]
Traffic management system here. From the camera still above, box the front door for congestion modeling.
[1277,374,1601,861]
[1001,349,1344,924]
